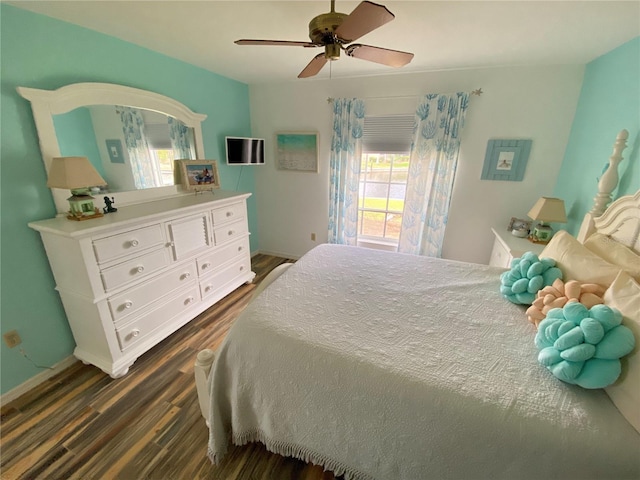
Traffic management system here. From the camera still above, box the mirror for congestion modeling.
[53,105,197,192]
[18,82,207,214]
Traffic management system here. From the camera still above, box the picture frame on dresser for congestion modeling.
[177,160,220,191]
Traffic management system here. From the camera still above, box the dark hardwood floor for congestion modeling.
[1,254,338,480]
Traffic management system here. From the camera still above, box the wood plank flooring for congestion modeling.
[1,254,339,480]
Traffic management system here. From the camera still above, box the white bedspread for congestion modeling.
[208,244,640,479]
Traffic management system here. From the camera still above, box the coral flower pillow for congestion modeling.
[526,278,606,328]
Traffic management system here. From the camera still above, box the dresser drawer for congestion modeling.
[213,219,248,246]
[115,285,200,351]
[200,257,252,300]
[212,202,246,225]
[101,248,170,291]
[93,224,164,264]
[196,236,249,277]
[108,262,197,322]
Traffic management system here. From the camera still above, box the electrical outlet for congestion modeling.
[311,233,316,241]
[3,330,22,348]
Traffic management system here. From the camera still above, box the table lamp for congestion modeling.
[527,197,567,243]
[46,157,107,221]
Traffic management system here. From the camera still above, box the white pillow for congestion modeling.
[604,270,640,434]
[584,233,640,282]
[540,230,621,287]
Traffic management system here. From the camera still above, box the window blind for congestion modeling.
[145,123,172,149]
[362,115,415,154]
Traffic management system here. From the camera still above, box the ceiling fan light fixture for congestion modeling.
[325,44,341,60]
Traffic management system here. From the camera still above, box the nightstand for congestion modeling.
[489,227,545,268]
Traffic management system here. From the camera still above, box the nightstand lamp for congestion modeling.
[527,197,567,243]
[46,156,107,221]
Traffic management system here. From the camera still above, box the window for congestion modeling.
[358,115,414,246]
[358,153,408,242]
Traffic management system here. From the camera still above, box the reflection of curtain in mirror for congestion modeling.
[116,106,160,189]
[168,117,193,159]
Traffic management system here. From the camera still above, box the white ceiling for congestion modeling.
[7,1,640,84]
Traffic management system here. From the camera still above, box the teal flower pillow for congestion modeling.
[500,251,563,305]
[535,303,635,389]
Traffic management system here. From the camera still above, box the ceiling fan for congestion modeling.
[235,0,414,78]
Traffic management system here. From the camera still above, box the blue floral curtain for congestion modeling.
[398,92,469,257]
[168,117,194,159]
[116,106,158,189]
[328,98,365,245]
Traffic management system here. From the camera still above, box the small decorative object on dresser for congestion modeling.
[489,227,544,267]
[527,197,567,243]
[177,160,221,192]
[103,196,117,214]
[46,156,107,220]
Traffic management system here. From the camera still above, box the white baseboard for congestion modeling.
[0,355,78,406]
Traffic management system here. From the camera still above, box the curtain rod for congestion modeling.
[327,88,483,104]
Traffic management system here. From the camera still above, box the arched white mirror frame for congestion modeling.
[18,82,208,215]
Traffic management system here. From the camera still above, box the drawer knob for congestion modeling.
[239,266,244,271]
[124,301,133,309]
[238,246,243,252]
[205,285,212,292]
[226,211,233,217]
[202,262,211,270]
[181,272,191,280]
[185,296,194,305]
[131,329,140,338]
[130,239,139,247]
[228,230,234,236]
[136,266,145,273]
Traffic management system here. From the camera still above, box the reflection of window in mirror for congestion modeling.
[152,149,176,186]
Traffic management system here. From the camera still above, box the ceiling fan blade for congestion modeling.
[298,53,328,78]
[335,1,395,43]
[345,44,413,67]
[235,39,318,47]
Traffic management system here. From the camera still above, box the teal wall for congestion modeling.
[553,37,640,235]
[0,5,256,394]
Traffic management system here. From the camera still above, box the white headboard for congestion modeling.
[589,191,640,253]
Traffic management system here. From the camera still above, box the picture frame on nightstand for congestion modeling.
[507,217,531,232]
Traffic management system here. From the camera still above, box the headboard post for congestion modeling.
[590,129,628,216]
[577,129,629,243]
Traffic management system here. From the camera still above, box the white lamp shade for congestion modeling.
[527,197,567,223]
[46,157,107,190]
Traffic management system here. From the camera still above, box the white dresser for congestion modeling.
[29,191,255,377]
[489,227,545,268]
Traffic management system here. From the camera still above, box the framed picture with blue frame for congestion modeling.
[481,139,532,181]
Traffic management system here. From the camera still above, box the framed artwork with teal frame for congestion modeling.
[105,139,125,164]
[481,139,532,181]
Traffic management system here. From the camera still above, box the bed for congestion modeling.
[195,130,640,479]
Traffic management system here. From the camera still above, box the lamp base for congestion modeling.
[529,223,554,243]
[528,235,549,245]
[67,208,104,221]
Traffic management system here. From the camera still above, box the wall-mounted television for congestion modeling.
[225,136,265,165]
